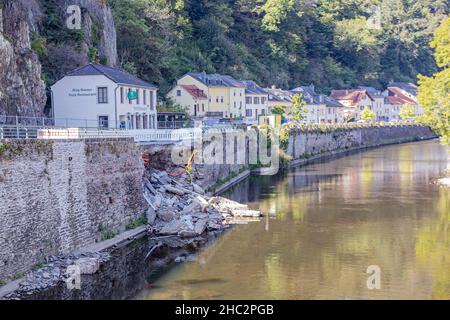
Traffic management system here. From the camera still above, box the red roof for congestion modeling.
[330,89,374,108]
[385,96,412,105]
[387,87,416,104]
[181,85,208,99]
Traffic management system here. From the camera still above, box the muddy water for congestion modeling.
[136,140,450,300]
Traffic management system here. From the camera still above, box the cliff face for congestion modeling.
[0,0,46,118]
[0,0,118,118]
[52,0,117,67]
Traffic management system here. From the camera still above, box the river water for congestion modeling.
[136,140,450,300]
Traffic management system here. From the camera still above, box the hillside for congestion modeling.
[0,0,448,117]
[109,0,449,93]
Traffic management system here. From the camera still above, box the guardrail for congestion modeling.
[36,128,206,143]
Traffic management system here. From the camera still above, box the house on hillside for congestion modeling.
[292,85,344,123]
[330,89,375,121]
[52,63,158,129]
[384,82,422,118]
[265,86,293,114]
[167,84,208,118]
[169,72,246,119]
[358,86,386,121]
[240,80,269,123]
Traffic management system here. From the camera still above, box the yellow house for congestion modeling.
[169,72,246,118]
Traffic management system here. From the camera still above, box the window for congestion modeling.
[246,97,252,104]
[221,97,224,103]
[143,90,147,105]
[261,97,266,104]
[177,90,182,97]
[98,116,109,129]
[262,109,266,116]
[97,87,108,104]
[202,104,205,112]
[246,109,252,117]
[120,87,124,104]
[234,102,236,108]
[128,89,132,104]
[136,89,140,104]
[254,97,260,104]
[216,97,219,103]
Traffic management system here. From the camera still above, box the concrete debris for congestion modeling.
[143,168,263,239]
[75,257,100,275]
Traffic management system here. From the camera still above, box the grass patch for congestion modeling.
[125,215,147,230]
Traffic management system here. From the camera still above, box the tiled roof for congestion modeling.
[292,86,343,107]
[330,89,374,107]
[387,87,417,104]
[180,85,208,99]
[388,82,418,96]
[187,72,245,88]
[385,96,412,105]
[66,63,158,89]
[357,86,383,96]
[239,80,268,95]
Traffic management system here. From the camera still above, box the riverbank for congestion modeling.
[0,124,439,299]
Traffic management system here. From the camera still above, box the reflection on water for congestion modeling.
[136,140,450,300]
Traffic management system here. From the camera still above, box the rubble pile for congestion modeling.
[143,169,263,238]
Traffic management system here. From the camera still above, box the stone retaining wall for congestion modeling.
[0,138,147,281]
[286,125,437,162]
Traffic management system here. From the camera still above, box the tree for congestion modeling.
[399,103,416,120]
[271,105,287,120]
[418,16,450,144]
[290,93,307,123]
[360,106,376,121]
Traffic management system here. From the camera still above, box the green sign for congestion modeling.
[128,90,138,100]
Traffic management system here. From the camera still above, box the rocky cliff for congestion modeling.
[0,0,118,118]
[0,0,46,119]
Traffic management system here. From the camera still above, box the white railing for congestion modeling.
[36,128,206,143]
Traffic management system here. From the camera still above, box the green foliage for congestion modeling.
[108,0,448,94]
[360,106,376,121]
[126,215,148,230]
[0,279,5,287]
[290,93,307,122]
[418,16,450,144]
[399,103,416,120]
[32,262,45,272]
[271,105,287,119]
[31,34,48,56]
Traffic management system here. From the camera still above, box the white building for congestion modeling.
[292,85,344,123]
[240,80,269,123]
[52,63,158,129]
[167,84,208,118]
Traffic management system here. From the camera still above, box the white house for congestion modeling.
[330,89,375,121]
[167,84,208,118]
[51,63,158,129]
[240,80,269,123]
[292,85,344,123]
[384,82,423,118]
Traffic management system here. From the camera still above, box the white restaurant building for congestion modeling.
[51,63,158,129]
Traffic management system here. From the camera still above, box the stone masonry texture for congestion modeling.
[0,138,146,281]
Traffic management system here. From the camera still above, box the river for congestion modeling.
[135,140,450,300]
